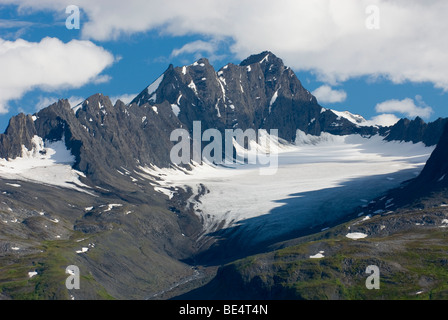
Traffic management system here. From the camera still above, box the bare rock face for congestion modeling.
[132,51,382,143]
[413,121,448,187]
[0,113,37,159]
[382,116,448,146]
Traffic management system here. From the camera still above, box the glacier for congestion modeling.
[142,131,434,247]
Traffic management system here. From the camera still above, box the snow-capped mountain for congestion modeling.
[0,51,444,172]
[328,109,369,126]
[0,51,447,300]
[130,51,384,141]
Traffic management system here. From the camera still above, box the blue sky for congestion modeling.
[0,0,447,132]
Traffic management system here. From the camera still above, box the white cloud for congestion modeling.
[375,96,433,119]
[312,85,347,104]
[364,114,400,127]
[67,96,85,109]
[35,96,58,112]
[34,95,85,113]
[0,36,114,113]
[171,39,227,63]
[109,93,137,105]
[171,40,216,58]
[4,0,448,90]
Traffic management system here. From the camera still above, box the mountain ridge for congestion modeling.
[1,51,446,169]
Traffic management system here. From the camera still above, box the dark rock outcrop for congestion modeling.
[382,117,448,146]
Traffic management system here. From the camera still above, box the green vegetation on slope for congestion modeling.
[182,208,448,300]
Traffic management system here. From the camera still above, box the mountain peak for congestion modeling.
[239,51,280,66]
[191,57,211,67]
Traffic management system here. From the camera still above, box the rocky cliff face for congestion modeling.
[131,51,382,143]
[411,121,448,188]
[0,113,37,159]
[382,117,448,147]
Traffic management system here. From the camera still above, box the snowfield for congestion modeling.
[142,131,435,246]
[0,135,93,194]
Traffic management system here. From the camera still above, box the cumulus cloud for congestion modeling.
[312,85,347,104]
[171,40,216,58]
[67,96,85,109]
[365,114,400,127]
[34,95,85,112]
[4,0,448,90]
[109,93,138,105]
[375,96,433,119]
[171,39,228,63]
[0,36,114,113]
[34,96,58,112]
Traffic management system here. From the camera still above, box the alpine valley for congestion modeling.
[1,52,447,300]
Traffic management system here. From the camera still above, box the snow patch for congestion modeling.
[259,53,269,64]
[346,232,368,240]
[102,204,123,212]
[154,186,174,199]
[5,183,21,188]
[146,74,164,96]
[171,104,180,117]
[0,136,92,194]
[295,130,346,146]
[269,89,279,113]
[330,109,368,126]
[76,247,89,254]
[188,80,198,95]
[72,102,83,115]
[215,102,221,118]
[310,251,325,259]
[28,271,38,278]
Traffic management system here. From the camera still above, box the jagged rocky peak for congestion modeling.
[131,58,217,108]
[383,116,448,146]
[0,98,75,160]
[0,113,37,159]
[239,51,278,66]
[74,93,114,115]
[1,50,447,174]
[121,51,376,140]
